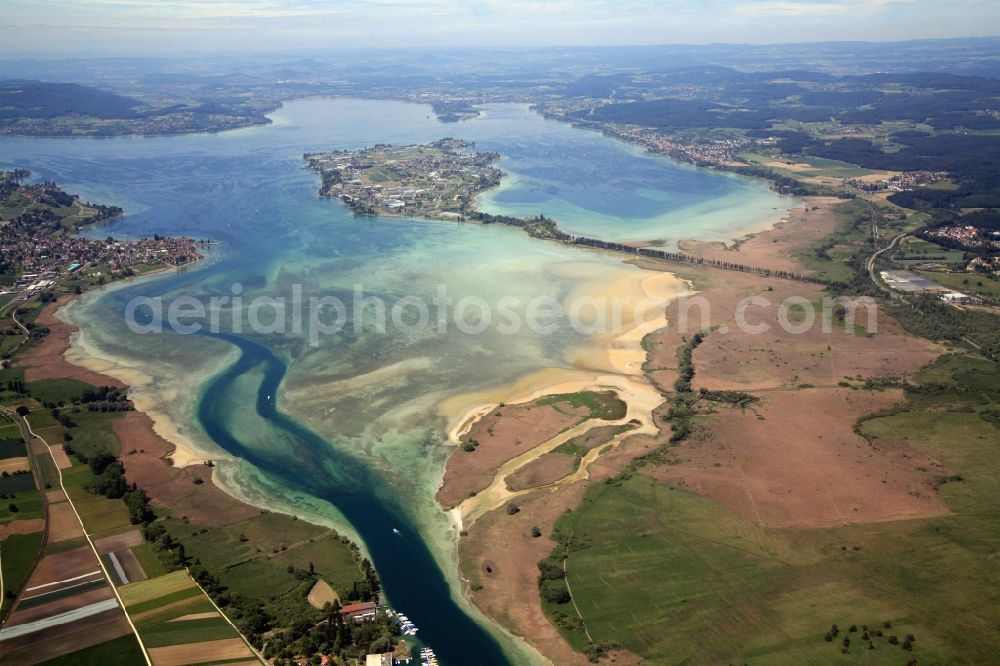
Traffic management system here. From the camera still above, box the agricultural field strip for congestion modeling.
[16,410,152,664]
[25,568,101,592]
[118,556,262,660]
[21,573,105,602]
[0,597,119,640]
[190,571,265,663]
[107,552,128,584]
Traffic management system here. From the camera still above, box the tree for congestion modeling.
[531,526,542,538]
[88,452,116,474]
[542,585,571,604]
[506,503,520,515]
[538,557,565,581]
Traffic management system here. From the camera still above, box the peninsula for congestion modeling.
[0,171,203,303]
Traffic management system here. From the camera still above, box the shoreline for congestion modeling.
[51,281,549,666]
[15,99,803,666]
[437,265,689,530]
[50,265,228,471]
[475,154,796,250]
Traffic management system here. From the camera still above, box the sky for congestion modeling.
[3,0,1000,55]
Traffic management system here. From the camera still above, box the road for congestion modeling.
[0,408,152,665]
[863,201,909,293]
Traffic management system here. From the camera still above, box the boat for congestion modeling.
[393,612,418,636]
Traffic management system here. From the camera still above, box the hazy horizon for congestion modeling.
[4,0,1000,55]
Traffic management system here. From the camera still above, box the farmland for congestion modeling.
[542,353,1000,664]
[120,571,257,665]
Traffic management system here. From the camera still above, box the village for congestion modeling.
[0,171,204,302]
[603,125,752,166]
[305,139,502,220]
[922,223,1000,254]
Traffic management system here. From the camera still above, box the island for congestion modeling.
[305,139,575,241]
[305,138,501,220]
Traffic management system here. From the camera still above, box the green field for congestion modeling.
[118,569,237,650]
[0,486,43,522]
[909,352,995,387]
[792,199,873,284]
[918,269,1000,298]
[0,423,22,442]
[139,615,237,648]
[0,437,25,459]
[893,237,966,265]
[25,409,59,430]
[38,410,125,461]
[27,378,96,405]
[161,511,326,573]
[127,585,203,618]
[38,633,145,666]
[218,531,362,601]
[132,541,169,579]
[535,390,628,421]
[62,464,133,537]
[0,530,44,618]
[119,570,196,607]
[543,354,1000,664]
[32,450,59,490]
[219,557,303,599]
[132,592,214,627]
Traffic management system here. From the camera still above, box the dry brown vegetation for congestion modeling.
[653,387,949,527]
[16,297,125,386]
[450,196,961,663]
[114,412,259,526]
[679,196,842,276]
[437,401,587,508]
[460,482,595,666]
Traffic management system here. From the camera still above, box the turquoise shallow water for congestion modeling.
[0,98,790,665]
[470,104,785,243]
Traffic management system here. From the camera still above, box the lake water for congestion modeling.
[0,98,790,665]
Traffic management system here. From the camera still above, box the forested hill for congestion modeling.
[570,69,1000,210]
[0,78,272,136]
[575,70,1000,133]
[0,79,141,120]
